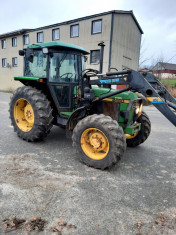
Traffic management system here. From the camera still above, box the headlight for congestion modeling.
[135,103,143,116]
[135,106,140,114]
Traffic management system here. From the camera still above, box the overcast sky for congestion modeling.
[1,0,176,66]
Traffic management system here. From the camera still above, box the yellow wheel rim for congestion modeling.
[81,128,109,160]
[14,98,34,132]
[125,131,139,139]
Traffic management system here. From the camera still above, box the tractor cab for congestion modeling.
[17,41,89,113]
[48,50,84,112]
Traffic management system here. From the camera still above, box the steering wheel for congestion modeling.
[84,69,99,76]
[60,73,73,79]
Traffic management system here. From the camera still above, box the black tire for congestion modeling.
[126,111,151,147]
[9,86,53,142]
[72,114,126,169]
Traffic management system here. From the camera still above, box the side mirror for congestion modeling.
[26,47,34,63]
[19,50,25,56]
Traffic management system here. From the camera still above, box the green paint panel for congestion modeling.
[92,87,138,100]
[27,41,89,55]
[14,76,39,81]
[61,111,74,117]
[92,87,137,124]
[124,122,141,135]
[128,108,135,123]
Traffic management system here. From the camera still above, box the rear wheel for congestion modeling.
[72,114,126,169]
[9,86,53,141]
[126,111,151,147]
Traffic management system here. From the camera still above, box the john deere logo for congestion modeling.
[152,98,158,102]
[147,97,164,104]
[100,78,119,84]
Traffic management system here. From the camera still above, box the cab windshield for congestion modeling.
[49,52,81,83]
[24,50,47,77]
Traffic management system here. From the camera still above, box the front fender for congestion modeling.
[67,106,87,131]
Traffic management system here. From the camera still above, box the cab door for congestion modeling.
[48,51,81,112]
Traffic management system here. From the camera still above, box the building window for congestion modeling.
[52,28,60,41]
[12,37,17,47]
[37,32,44,43]
[92,20,102,34]
[90,50,100,64]
[23,34,29,45]
[70,24,79,38]
[2,58,7,67]
[12,57,18,67]
[1,39,6,49]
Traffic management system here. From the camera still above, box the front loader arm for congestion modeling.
[128,71,176,127]
[88,70,176,127]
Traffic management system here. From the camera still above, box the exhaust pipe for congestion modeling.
[98,42,105,74]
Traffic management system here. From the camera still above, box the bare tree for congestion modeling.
[149,53,165,79]
[139,38,152,68]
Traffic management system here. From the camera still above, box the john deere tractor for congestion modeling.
[9,41,176,169]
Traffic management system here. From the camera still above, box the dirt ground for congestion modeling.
[0,92,176,235]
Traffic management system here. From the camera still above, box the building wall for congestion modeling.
[0,35,23,91]
[0,12,142,91]
[27,14,111,73]
[153,72,176,79]
[111,14,141,70]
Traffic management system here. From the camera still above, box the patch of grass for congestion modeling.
[158,78,176,97]
[159,79,176,87]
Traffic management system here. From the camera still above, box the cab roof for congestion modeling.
[27,41,89,55]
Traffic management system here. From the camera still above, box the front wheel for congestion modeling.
[126,111,151,147]
[9,86,53,142]
[72,114,126,170]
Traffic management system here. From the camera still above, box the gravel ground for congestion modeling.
[0,92,176,235]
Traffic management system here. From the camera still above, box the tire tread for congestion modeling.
[9,86,53,142]
[72,114,126,169]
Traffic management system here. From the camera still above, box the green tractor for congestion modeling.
[9,41,157,169]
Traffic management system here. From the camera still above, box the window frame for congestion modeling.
[52,28,60,41]
[92,19,102,35]
[23,34,29,45]
[1,39,6,49]
[37,32,44,43]
[12,57,18,67]
[24,49,47,78]
[2,58,7,67]
[12,37,17,47]
[90,50,100,65]
[70,24,79,38]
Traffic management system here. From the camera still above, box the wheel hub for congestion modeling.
[90,133,106,150]
[80,128,109,160]
[14,98,34,132]
[24,104,34,123]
